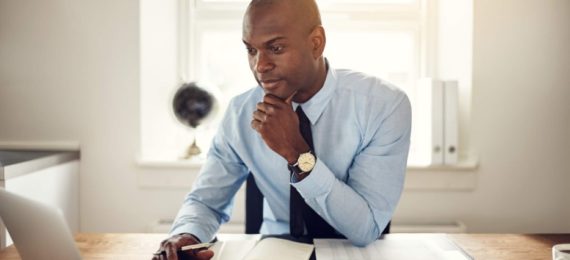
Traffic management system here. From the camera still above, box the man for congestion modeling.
[153,0,411,259]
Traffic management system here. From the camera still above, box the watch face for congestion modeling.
[298,152,316,172]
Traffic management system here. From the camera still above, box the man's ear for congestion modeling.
[310,25,326,59]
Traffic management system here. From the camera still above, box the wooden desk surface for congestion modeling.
[0,233,569,259]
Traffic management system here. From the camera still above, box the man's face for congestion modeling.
[242,4,317,100]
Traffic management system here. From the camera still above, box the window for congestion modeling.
[139,0,473,167]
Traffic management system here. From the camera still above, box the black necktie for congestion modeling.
[290,106,343,238]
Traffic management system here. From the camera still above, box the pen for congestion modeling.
[181,242,215,251]
[153,242,214,256]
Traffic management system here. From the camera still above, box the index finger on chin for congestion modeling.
[262,94,285,106]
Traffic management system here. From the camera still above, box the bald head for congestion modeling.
[244,0,322,35]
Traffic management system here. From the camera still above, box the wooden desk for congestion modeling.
[0,233,568,259]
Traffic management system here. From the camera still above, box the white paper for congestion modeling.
[315,234,472,260]
[211,240,257,260]
[244,237,313,260]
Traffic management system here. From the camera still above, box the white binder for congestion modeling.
[443,81,459,165]
[414,78,444,165]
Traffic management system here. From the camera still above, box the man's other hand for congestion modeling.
[152,233,214,260]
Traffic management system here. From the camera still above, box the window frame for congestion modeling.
[183,0,434,163]
[184,0,433,81]
[142,0,452,165]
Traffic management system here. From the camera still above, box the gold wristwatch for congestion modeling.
[288,150,316,175]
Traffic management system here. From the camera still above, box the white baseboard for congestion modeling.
[391,221,467,233]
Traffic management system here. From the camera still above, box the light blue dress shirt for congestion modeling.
[170,63,412,247]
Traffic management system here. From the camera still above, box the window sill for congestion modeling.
[136,157,205,169]
[136,156,479,191]
[136,156,479,171]
[407,157,479,171]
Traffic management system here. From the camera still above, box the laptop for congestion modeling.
[0,188,81,260]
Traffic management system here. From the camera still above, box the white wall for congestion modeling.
[0,0,175,233]
[1,0,569,234]
[394,0,570,232]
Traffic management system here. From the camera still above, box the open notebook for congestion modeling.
[209,237,314,260]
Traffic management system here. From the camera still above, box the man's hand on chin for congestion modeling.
[251,93,309,163]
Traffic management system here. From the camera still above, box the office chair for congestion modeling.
[244,173,391,235]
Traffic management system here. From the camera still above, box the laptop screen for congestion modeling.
[0,189,81,259]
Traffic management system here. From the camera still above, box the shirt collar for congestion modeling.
[293,59,337,125]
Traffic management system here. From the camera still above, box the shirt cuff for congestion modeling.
[169,223,211,243]
[290,159,335,199]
